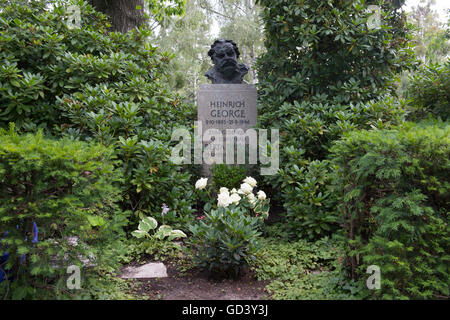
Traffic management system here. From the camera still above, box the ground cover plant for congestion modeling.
[248,237,365,300]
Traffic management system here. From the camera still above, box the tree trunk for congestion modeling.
[88,0,146,33]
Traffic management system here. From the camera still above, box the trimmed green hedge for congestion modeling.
[331,122,449,299]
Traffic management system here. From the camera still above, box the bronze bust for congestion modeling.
[205,39,249,84]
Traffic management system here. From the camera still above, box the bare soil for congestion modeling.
[128,260,270,300]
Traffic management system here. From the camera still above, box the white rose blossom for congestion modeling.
[230,188,238,194]
[243,176,257,188]
[217,192,232,207]
[195,177,208,190]
[230,193,241,205]
[240,182,253,194]
[247,192,256,205]
[257,190,267,200]
[219,187,229,195]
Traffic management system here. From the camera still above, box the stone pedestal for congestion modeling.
[197,84,257,176]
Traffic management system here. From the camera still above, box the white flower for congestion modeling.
[230,193,241,205]
[195,177,208,190]
[230,188,238,194]
[247,193,256,205]
[257,190,267,201]
[217,192,232,207]
[243,176,257,188]
[240,182,253,194]
[219,187,229,195]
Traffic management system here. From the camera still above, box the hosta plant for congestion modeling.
[131,216,186,242]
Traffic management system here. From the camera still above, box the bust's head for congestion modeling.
[206,39,248,84]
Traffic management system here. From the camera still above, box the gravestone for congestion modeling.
[198,40,257,174]
[198,84,257,164]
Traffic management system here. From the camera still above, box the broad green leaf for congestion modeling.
[154,225,172,239]
[142,216,157,230]
[168,229,187,241]
[87,215,105,227]
[131,230,147,239]
[138,220,150,232]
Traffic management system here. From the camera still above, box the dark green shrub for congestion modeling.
[281,160,340,240]
[331,122,449,299]
[211,164,246,191]
[256,0,415,111]
[0,0,195,132]
[117,137,195,229]
[255,0,417,240]
[0,0,196,227]
[0,127,130,299]
[0,0,110,130]
[263,96,409,240]
[405,60,450,121]
[187,206,262,278]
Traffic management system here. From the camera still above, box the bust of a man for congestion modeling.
[205,39,249,84]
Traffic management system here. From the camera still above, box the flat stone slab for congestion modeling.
[121,262,168,279]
